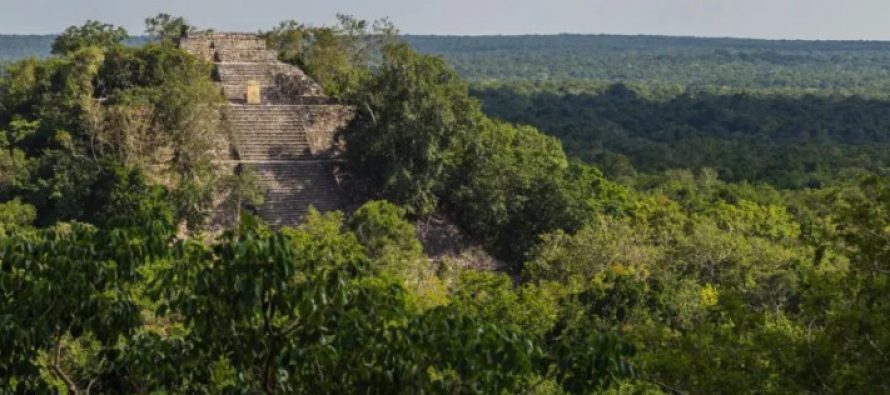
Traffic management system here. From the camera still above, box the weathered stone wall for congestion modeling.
[274,73,325,98]
[180,32,274,63]
[303,106,354,157]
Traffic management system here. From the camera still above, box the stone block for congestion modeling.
[245,80,261,104]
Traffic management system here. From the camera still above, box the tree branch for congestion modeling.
[50,335,80,395]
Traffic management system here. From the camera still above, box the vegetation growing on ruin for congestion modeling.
[0,16,239,230]
[1,15,889,394]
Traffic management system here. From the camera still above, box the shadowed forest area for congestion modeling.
[473,82,890,187]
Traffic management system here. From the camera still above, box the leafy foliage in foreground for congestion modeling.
[0,204,634,393]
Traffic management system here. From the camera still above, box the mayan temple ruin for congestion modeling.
[178,32,353,228]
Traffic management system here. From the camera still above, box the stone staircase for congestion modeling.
[226,105,313,161]
[179,32,353,228]
[249,161,343,227]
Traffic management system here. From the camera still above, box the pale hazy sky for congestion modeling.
[2,0,890,40]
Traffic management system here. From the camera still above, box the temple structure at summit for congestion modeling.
[179,32,353,227]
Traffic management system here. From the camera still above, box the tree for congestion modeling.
[0,219,173,392]
[144,13,194,43]
[0,198,35,237]
[0,117,37,193]
[145,211,632,393]
[348,200,424,269]
[348,200,448,310]
[449,119,633,261]
[347,43,483,215]
[809,177,890,392]
[449,270,560,338]
[263,14,397,98]
[51,20,128,55]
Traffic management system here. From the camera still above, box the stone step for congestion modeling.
[233,142,310,149]
[239,161,343,227]
[227,111,337,117]
[231,135,309,141]
[233,141,310,148]
[233,130,307,134]
[229,127,331,135]
[227,104,344,111]
[228,116,330,121]
[233,144,310,150]
[247,161,339,173]
[227,115,322,121]
[252,172,335,181]
[228,123,317,130]
[228,128,317,134]
[220,83,274,97]
[217,74,282,85]
[232,133,312,159]
[228,125,312,132]
[259,193,341,200]
[229,128,313,132]
[228,107,325,111]
[222,91,331,104]
[234,152,311,161]
[215,63,305,83]
[215,49,279,63]
[226,117,344,128]
[234,146,310,153]
[199,35,267,50]
[219,79,322,93]
[260,194,341,202]
[228,112,319,117]
[234,146,311,153]
[255,198,341,209]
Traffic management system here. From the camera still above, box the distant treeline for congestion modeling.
[0,35,56,60]
[6,33,890,94]
[0,35,147,60]
[405,34,890,95]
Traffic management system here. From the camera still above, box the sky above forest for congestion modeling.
[2,0,890,40]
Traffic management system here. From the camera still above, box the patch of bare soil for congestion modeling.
[414,215,505,272]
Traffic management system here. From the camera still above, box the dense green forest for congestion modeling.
[1,15,890,394]
[407,34,890,94]
[473,82,890,188]
[408,35,890,188]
